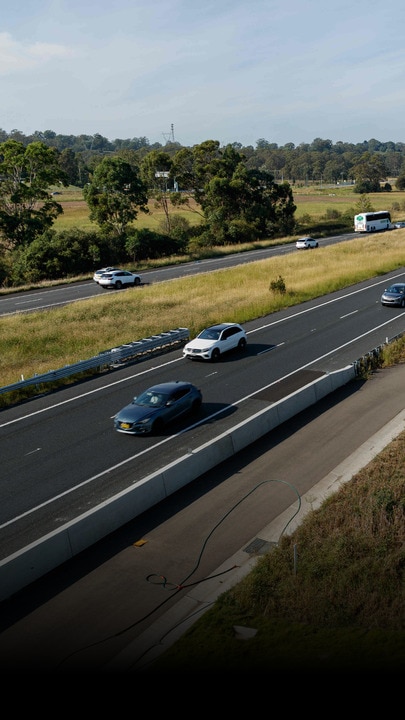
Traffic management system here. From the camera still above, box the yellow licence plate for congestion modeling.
[120,423,130,429]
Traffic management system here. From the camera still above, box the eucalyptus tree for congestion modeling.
[351,151,388,192]
[59,148,80,186]
[179,141,296,244]
[395,175,405,191]
[140,149,196,233]
[0,139,68,249]
[323,157,348,184]
[202,163,296,243]
[83,155,149,241]
[140,150,173,232]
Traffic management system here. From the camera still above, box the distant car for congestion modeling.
[183,322,247,361]
[93,267,119,283]
[98,270,141,289]
[296,237,319,249]
[394,222,405,229]
[114,381,203,435]
[381,283,405,308]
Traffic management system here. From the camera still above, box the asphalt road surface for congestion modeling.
[0,362,404,673]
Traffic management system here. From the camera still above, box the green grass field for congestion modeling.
[52,184,405,231]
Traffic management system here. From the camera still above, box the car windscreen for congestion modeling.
[199,329,220,340]
[135,391,167,407]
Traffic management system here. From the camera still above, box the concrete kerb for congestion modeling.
[0,365,356,602]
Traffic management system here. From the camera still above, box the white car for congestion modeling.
[93,267,119,283]
[98,270,141,289]
[296,237,319,249]
[183,322,247,361]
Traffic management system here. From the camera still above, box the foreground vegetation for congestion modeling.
[147,411,405,675]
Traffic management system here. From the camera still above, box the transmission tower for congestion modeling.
[162,123,175,144]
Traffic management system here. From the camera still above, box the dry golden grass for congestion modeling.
[53,191,204,231]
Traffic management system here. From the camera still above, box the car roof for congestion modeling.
[146,381,192,393]
[103,270,135,275]
[206,322,241,331]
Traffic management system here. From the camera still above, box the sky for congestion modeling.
[2,0,405,149]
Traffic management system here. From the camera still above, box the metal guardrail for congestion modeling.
[0,328,190,397]
[353,331,404,377]
[1,328,403,399]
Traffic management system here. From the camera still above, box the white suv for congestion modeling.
[98,270,141,289]
[296,237,319,249]
[183,322,247,361]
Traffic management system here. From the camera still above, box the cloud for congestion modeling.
[0,32,77,75]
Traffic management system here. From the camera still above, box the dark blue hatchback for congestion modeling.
[114,380,203,435]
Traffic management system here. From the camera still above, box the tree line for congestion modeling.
[3,128,405,184]
[1,132,405,287]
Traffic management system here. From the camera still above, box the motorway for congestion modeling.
[1,268,405,562]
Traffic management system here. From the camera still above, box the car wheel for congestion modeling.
[238,338,247,351]
[115,281,123,289]
[211,348,220,361]
[401,299,405,308]
[134,277,141,286]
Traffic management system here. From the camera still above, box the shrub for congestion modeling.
[125,228,182,262]
[269,275,286,293]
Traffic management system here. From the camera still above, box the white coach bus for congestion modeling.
[354,211,393,232]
